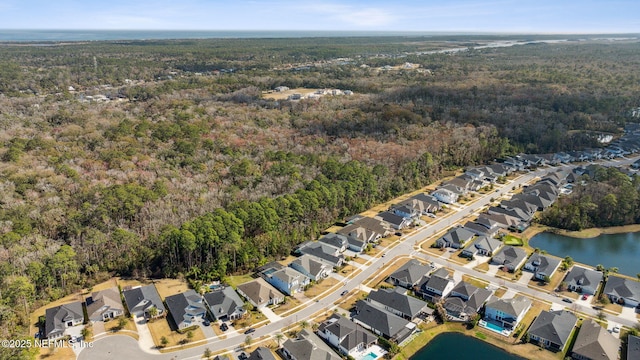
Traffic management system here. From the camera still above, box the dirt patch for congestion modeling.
[273,297,302,316]
[37,344,76,360]
[304,277,340,298]
[461,275,489,289]
[473,262,490,273]
[152,278,190,299]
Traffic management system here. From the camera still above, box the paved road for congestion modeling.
[80,156,640,359]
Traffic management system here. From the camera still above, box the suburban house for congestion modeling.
[248,347,277,360]
[375,211,412,230]
[477,212,520,230]
[602,275,640,307]
[443,176,473,192]
[444,282,492,320]
[290,254,332,281]
[317,314,377,357]
[264,267,310,296]
[203,286,246,321]
[366,287,429,320]
[523,254,561,281]
[297,242,345,267]
[461,236,503,258]
[347,216,389,238]
[628,335,640,360]
[484,296,531,330]
[487,206,533,224]
[528,310,577,352]
[337,224,380,243]
[439,183,466,196]
[418,268,455,302]
[463,221,499,238]
[571,319,620,360]
[491,246,528,272]
[565,267,603,295]
[392,205,420,220]
[431,188,458,204]
[86,287,125,322]
[435,226,475,249]
[346,236,366,253]
[236,278,284,309]
[388,259,431,289]
[45,301,85,339]
[512,193,553,210]
[352,300,416,343]
[398,193,441,214]
[122,284,166,319]
[165,290,208,330]
[281,329,341,360]
[318,233,348,253]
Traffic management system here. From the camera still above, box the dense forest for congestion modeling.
[1,36,640,346]
[539,166,640,230]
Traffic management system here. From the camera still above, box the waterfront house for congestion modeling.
[236,278,284,309]
[565,267,602,295]
[281,329,341,360]
[122,284,166,319]
[165,290,207,330]
[45,301,84,339]
[491,246,528,272]
[484,296,531,330]
[571,319,620,360]
[388,259,431,289]
[352,300,416,343]
[444,282,492,320]
[418,268,454,302]
[203,286,246,321]
[317,314,377,357]
[528,310,577,352]
[462,236,503,257]
[86,287,124,322]
[602,275,640,307]
[264,267,310,296]
[463,221,500,238]
[366,287,429,320]
[290,254,332,281]
[523,254,561,281]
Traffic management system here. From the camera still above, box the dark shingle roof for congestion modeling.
[389,260,430,286]
[282,329,340,360]
[45,301,84,338]
[628,335,640,360]
[122,284,166,316]
[165,290,206,328]
[492,246,527,268]
[528,310,577,348]
[248,347,277,360]
[367,288,427,318]
[572,319,620,360]
[317,314,376,353]
[203,287,245,320]
[353,300,410,338]
[565,267,602,289]
[603,275,640,303]
[525,254,561,276]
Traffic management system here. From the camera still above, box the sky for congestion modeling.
[0,0,638,33]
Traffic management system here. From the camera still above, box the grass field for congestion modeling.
[226,274,255,289]
[503,234,524,246]
[461,275,489,289]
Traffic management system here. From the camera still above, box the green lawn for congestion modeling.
[503,235,524,246]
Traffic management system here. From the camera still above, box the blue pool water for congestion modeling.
[483,321,505,333]
[361,352,378,360]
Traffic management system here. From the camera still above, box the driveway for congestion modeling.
[517,271,534,285]
[92,321,106,337]
[259,306,282,323]
[200,323,216,339]
[134,315,160,354]
[620,305,637,321]
[486,263,501,276]
[78,335,172,360]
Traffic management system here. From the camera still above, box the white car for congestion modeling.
[612,326,620,333]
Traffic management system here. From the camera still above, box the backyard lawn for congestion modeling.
[503,234,524,246]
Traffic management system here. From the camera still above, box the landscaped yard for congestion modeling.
[147,319,205,350]
[152,278,190,299]
[233,310,269,329]
[304,277,340,298]
[273,297,302,316]
[226,274,256,290]
[461,275,489,289]
[513,297,552,342]
[503,234,524,246]
[527,269,565,292]
[105,317,138,334]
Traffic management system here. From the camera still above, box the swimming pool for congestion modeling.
[361,352,378,360]
[479,320,510,336]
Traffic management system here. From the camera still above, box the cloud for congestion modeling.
[297,3,399,28]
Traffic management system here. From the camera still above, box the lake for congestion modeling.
[529,231,640,276]
[410,332,525,360]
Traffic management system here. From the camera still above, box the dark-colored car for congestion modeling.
[239,353,248,360]
[341,290,348,296]
[562,298,573,303]
[244,328,255,334]
[220,323,228,331]
[203,320,211,326]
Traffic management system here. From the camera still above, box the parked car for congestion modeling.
[395,232,402,236]
[203,320,211,326]
[341,290,348,296]
[612,326,620,333]
[244,328,255,334]
[239,353,248,360]
[220,323,228,332]
[562,298,573,303]
[426,213,436,218]
[581,294,588,301]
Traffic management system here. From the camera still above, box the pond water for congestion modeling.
[529,231,640,276]
[410,332,525,360]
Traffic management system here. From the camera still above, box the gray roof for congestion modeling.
[291,254,331,278]
[446,282,492,314]
[477,212,519,228]
[367,287,428,318]
[492,246,527,268]
[424,273,452,293]
[282,329,340,360]
[337,224,377,242]
[389,259,430,286]
[237,278,283,307]
[353,300,411,338]
[298,242,344,266]
[565,267,602,289]
[572,319,620,360]
[470,236,503,254]
[269,267,308,285]
[203,286,245,320]
[376,211,408,226]
[528,310,577,348]
[165,290,207,327]
[486,296,531,319]
[248,347,277,360]
[466,288,492,311]
[439,227,475,247]
[86,287,124,320]
[318,233,348,249]
[349,216,389,237]
[122,284,166,316]
[629,335,640,360]
[45,301,84,337]
[317,314,377,353]
[525,254,561,276]
[450,281,479,299]
[603,275,640,303]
